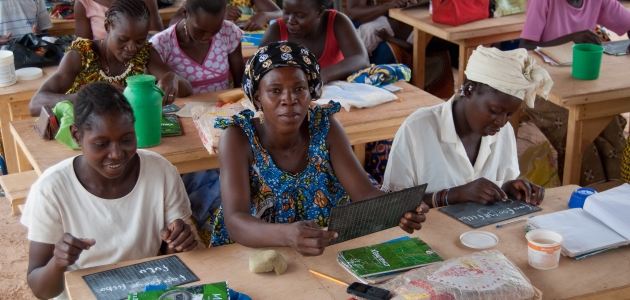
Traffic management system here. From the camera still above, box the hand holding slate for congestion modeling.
[399,202,429,233]
[161,219,199,253]
[502,179,545,205]
[286,220,338,256]
[54,233,95,267]
[449,178,509,206]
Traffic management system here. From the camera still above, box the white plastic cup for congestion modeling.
[526,229,563,270]
[0,50,17,87]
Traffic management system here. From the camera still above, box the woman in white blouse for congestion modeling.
[382,46,553,208]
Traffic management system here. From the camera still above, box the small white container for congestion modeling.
[526,229,563,270]
[0,50,17,87]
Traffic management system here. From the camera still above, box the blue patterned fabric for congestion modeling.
[209,101,351,247]
[347,64,411,87]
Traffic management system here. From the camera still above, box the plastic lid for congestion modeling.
[16,67,43,81]
[574,187,596,196]
[460,231,499,249]
[126,74,156,84]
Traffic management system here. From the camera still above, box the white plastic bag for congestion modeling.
[192,100,256,154]
[314,81,398,111]
[377,250,540,300]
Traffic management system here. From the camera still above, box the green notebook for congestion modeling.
[127,282,228,300]
[161,114,182,137]
[338,237,442,277]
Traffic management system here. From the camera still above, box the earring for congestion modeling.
[183,19,189,37]
[468,86,473,91]
[307,109,311,123]
[258,110,264,124]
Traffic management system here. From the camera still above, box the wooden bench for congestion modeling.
[0,170,38,215]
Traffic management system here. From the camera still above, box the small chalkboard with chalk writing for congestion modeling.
[438,199,541,228]
[82,255,199,300]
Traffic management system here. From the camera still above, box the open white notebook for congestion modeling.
[528,184,630,257]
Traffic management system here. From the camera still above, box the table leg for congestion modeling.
[563,106,615,185]
[353,143,366,168]
[14,138,32,172]
[412,28,427,89]
[0,99,18,174]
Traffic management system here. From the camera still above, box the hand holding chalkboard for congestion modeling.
[289,220,338,256]
[501,179,545,206]
[447,178,509,206]
[54,233,96,267]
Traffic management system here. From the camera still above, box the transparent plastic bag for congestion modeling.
[191,100,256,155]
[377,250,540,300]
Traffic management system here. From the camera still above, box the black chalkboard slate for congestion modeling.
[438,199,542,228]
[82,255,199,300]
[327,184,427,245]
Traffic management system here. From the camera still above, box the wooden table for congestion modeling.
[10,81,443,175]
[532,52,630,185]
[388,7,526,88]
[389,2,630,89]
[65,185,630,299]
[49,1,184,36]
[0,66,57,174]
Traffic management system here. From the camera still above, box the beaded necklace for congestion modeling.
[99,39,133,83]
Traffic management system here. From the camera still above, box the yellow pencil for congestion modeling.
[309,270,349,286]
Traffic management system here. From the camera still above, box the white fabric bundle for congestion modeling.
[464,46,554,108]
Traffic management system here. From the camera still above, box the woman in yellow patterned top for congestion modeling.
[29,0,192,117]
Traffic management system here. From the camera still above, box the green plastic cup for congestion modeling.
[572,43,604,80]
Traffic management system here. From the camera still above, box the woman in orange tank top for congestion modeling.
[260,0,369,83]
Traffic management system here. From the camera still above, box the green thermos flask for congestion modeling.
[124,74,164,148]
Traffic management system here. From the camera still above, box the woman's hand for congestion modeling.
[398,202,429,233]
[156,72,179,106]
[375,28,393,42]
[450,178,508,206]
[502,180,544,205]
[571,30,602,45]
[160,219,199,253]
[225,6,243,22]
[53,233,95,267]
[0,33,13,45]
[242,13,269,32]
[286,220,337,256]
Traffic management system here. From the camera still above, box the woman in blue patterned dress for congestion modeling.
[211,41,429,256]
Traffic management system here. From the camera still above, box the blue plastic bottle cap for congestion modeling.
[568,187,597,208]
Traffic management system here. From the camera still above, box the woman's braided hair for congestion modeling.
[106,0,150,27]
[74,82,135,134]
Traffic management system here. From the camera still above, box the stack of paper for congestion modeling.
[528,184,630,258]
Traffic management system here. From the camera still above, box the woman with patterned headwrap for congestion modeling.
[383,46,552,208]
[210,41,428,256]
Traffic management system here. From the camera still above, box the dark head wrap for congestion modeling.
[242,41,322,109]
